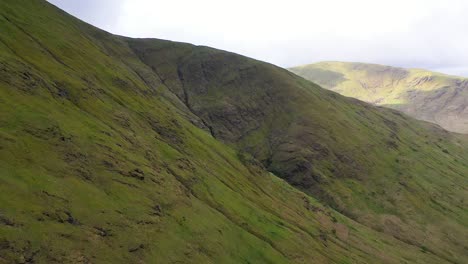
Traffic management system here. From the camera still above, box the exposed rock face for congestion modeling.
[290,62,468,134]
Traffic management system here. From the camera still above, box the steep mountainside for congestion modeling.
[290,61,468,133]
[129,41,468,263]
[0,0,467,263]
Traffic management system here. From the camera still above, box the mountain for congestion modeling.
[0,0,467,263]
[290,61,468,134]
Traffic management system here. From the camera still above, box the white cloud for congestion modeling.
[47,0,123,30]
[48,0,468,76]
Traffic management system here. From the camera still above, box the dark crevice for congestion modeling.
[168,62,216,138]
[126,42,216,137]
[174,63,215,137]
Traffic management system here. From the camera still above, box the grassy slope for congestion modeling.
[129,42,468,262]
[1,0,458,263]
[290,61,468,133]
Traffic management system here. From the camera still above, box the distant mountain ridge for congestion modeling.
[290,61,468,133]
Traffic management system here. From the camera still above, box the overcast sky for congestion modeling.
[47,0,468,77]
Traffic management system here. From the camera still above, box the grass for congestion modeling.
[0,0,466,263]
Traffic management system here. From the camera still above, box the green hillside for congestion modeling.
[0,0,467,263]
[129,41,468,263]
[290,61,468,134]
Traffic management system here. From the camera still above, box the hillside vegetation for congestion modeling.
[130,40,468,263]
[0,0,467,263]
[290,61,468,133]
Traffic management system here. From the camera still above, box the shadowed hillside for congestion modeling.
[0,0,467,263]
[129,40,468,263]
